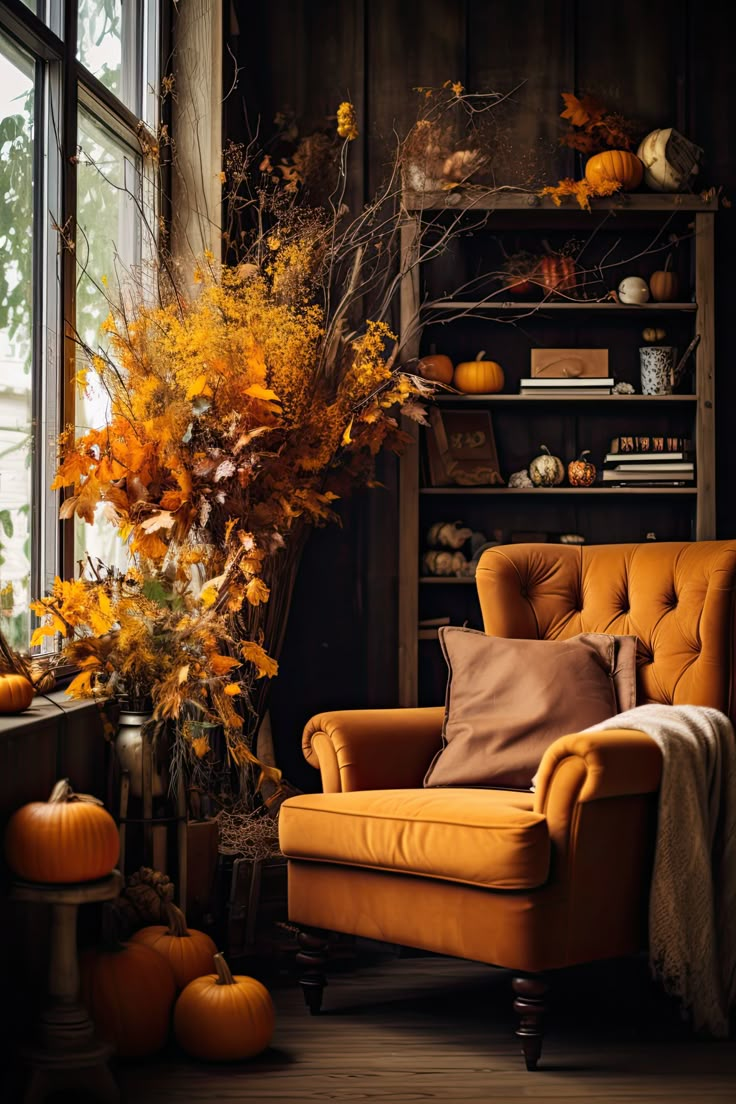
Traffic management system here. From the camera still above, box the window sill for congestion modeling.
[0,689,99,740]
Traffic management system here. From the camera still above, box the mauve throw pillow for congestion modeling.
[423,628,637,791]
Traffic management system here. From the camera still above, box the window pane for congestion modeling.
[77,0,124,101]
[76,109,143,573]
[0,37,34,650]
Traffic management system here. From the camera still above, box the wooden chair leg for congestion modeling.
[512,975,549,1071]
[296,928,329,1015]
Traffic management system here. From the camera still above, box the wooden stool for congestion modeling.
[11,872,123,1104]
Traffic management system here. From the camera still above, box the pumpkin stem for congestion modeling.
[165,902,190,938]
[540,445,551,455]
[578,450,591,461]
[48,779,73,804]
[48,778,104,806]
[475,350,487,360]
[664,252,672,272]
[214,952,236,986]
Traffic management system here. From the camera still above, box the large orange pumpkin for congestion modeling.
[585,150,643,192]
[79,938,177,1057]
[453,351,504,394]
[0,673,34,713]
[4,779,120,884]
[174,952,275,1061]
[130,903,218,990]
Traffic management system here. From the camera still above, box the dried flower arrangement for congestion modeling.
[35,81,520,813]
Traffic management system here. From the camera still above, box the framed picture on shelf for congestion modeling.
[426,408,504,486]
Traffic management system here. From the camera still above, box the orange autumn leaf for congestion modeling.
[245,577,270,606]
[224,683,241,696]
[192,735,211,758]
[560,92,603,129]
[210,654,242,675]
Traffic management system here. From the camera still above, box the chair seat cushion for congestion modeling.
[279,788,550,891]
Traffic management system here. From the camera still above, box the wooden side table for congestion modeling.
[11,872,123,1104]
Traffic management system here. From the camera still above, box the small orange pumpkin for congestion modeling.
[649,270,679,302]
[567,450,597,487]
[130,903,218,990]
[453,351,504,394]
[417,354,454,385]
[174,952,275,1061]
[585,150,643,192]
[80,937,177,1057]
[4,779,120,884]
[0,673,34,714]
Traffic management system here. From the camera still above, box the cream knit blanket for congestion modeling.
[584,704,736,1037]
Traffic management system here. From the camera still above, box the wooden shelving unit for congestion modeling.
[398,192,716,706]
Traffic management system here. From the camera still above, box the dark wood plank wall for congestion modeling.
[225,0,736,790]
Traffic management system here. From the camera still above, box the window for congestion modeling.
[0,0,163,651]
[0,33,34,649]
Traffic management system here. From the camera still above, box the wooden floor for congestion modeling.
[114,950,736,1104]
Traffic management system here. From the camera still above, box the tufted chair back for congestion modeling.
[476,542,736,724]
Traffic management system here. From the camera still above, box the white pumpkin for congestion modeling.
[618,276,650,305]
[529,446,565,487]
[637,128,701,193]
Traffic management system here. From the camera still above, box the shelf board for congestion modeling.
[403,190,718,213]
[419,486,698,496]
[425,300,697,313]
[432,393,698,403]
[419,577,476,585]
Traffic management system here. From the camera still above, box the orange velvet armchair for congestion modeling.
[279,541,736,1068]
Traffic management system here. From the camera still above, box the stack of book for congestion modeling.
[602,438,694,485]
[520,377,614,396]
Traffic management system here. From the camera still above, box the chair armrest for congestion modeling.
[302,707,445,792]
[533,728,662,851]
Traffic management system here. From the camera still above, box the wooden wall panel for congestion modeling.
[467,0,575,187]
[575,0,678,131]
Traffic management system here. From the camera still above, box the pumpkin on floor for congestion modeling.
[130,902,218,989]
[174,952,275,1061]
[79,936,177,1057]
[4,779,119,884]
[453,352,504,394]
[0,673,34,714]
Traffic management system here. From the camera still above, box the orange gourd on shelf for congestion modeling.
[453,351,504,394]
[536,255,577,295]
[0,673,34,714]
[174,952,275,1061]
[130,903,218,990]
[585,150,643,192]
[567,451,597,487]
[417,354,454,385]
[4,779,120,884]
